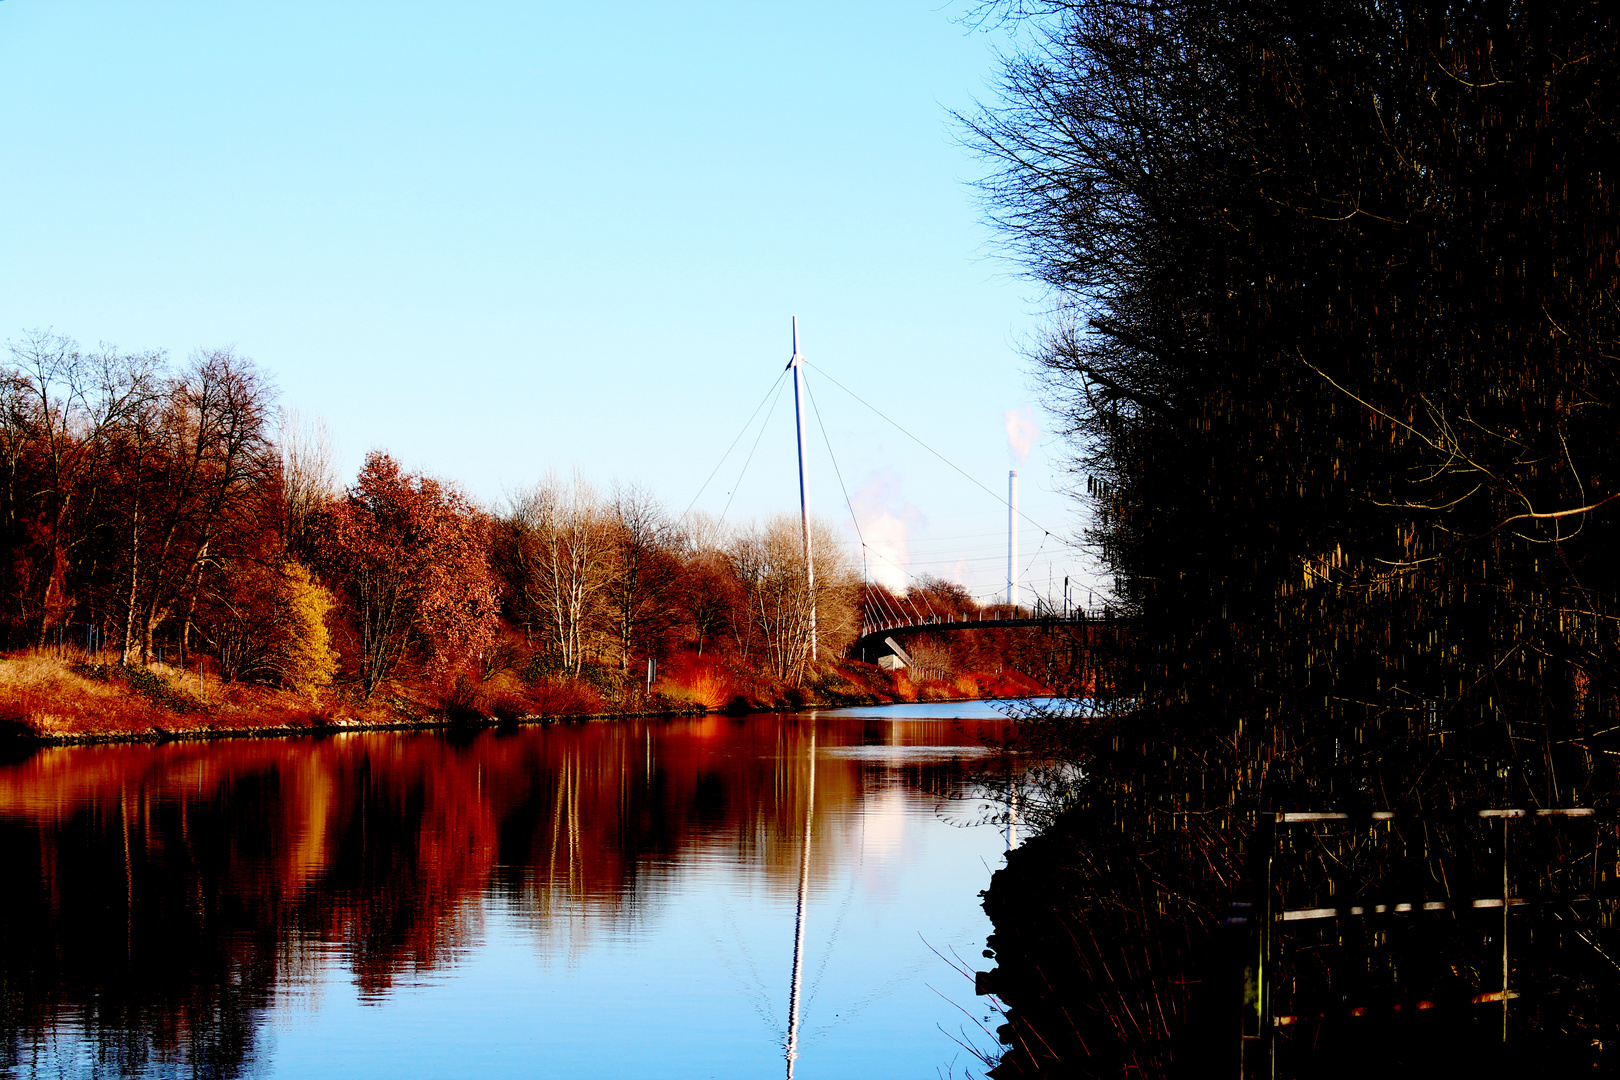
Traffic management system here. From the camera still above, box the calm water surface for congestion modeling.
[0,703,1022,1079]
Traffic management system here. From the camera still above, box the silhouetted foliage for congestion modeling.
[969,0,1620,1074]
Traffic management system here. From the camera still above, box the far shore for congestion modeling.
[1,649,1051,747]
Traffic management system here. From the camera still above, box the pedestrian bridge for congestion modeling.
[850,607,1121,665]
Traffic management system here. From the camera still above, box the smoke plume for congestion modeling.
[849,469,923,593]
[1004,406,1041,463]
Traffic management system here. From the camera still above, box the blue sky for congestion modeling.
[0,1,1104,604]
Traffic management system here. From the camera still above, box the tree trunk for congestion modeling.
[180,539,207,661]
[35,543,58,649]
[120,505,140,666]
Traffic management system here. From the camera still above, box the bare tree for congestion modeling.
[727,514,857,683]
[505,472,613,677]
[676,509,730,555]
[605,483,678,678]
[279,408,337,554]
[3,332,160,645]
[114,349,277,664]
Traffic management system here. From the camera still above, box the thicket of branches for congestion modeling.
[969,2,1620,1073]
[972,0,1620,808]
[0,332,299,674]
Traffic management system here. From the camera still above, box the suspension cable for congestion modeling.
[804,360,1076,546]
[680,369,788,524]
[719,376,789,523]
[800,371,870,593]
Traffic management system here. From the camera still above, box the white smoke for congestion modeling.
[1004,406,1041,463]
[850,469,922,593]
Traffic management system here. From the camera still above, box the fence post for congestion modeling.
[1240,812,1276,1080]
[1500,815,1509,1043]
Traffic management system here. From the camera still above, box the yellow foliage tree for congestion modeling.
[275,559,338,696]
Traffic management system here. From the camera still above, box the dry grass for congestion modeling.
[0,649,174,738]
[523,678,605,717]
[656,654,766,712]
[891,672,919,702]
[444,669,607,721]
[967,669,1049,698]
[0,651,112,693]
[0,648,341,740]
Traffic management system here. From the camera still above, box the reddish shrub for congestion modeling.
[523,679,604,717]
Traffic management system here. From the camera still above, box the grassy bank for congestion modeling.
[0,648,1048,745]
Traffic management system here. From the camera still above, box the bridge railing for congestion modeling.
[855,605,1117,640]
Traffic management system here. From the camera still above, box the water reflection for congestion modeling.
[0,710,1015,1079]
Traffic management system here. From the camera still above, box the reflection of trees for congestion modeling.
[0,766,282,1079]
[0,717,1004,1075]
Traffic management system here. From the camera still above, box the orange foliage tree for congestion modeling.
[321,452,498,698]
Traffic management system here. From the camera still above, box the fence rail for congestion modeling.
[1233,806,1610,1078]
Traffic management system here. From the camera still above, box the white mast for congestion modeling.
[1007,469,1019,608]
[788,318,818,663]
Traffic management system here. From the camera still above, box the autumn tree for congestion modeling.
[199,554,338,694]
[321,452,499,698]
[0,333,160,647]
[677,549,737,657]
[666,510,738,656]
[272,560,339,694]
[113,350,277,664]
[0,337,288,665]
[907,574,974,616]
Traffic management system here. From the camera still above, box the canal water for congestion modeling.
[0,703,1022,1079]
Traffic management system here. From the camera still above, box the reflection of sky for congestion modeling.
[820,746,995,761]
[811,701,1019,722]
[263,744,1006,1079]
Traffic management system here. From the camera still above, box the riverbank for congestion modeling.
[0,649,1049,746]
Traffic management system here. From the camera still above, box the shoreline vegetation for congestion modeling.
[0,648,1051,747]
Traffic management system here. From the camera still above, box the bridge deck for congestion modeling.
[852,612,1118,657]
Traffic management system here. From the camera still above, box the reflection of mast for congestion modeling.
[785,721,816,1079]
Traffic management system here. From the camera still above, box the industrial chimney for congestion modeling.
[1007,469,1019,609]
